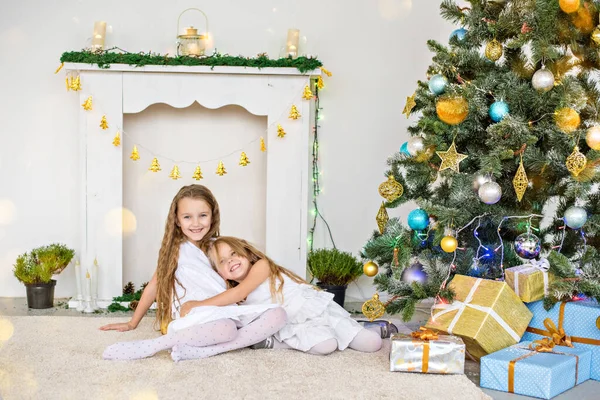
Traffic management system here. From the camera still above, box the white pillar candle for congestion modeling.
[86,270,92,300]
[92,21,107,50]
[92,258,99,298]
[74,260,82,298]
[286,29,299,58]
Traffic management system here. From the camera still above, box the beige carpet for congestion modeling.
[0,316,490,400]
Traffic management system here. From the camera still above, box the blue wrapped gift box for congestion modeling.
[521,300,600,381]
[480,341,591,399]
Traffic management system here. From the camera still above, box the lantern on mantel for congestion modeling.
[176,8,209,57]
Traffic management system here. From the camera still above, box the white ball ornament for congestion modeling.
[407,137,425,156]
[532,67,555,93]
[478,181,502,205]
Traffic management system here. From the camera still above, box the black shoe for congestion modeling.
[357,320,398,339]
[250,336,275,349]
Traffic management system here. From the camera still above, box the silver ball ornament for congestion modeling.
[473,174,492,192]
[514,232,541,259]
[564,206,587,229]
[478,181,502,205]
[407,136,425,156]
[532,67,555,93]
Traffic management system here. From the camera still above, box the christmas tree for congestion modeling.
[363,0,600,321]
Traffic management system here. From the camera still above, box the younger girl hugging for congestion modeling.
[172,236,382,361]
[101,185,287,361]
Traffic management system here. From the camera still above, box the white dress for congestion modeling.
[167,241,277,334]
[243,275,363,351]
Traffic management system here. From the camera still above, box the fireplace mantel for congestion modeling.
[65,62,320,303]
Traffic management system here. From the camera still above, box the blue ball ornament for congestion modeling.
[514,233,541,260]
[407,209,429,231]
[401,262,428,284]
[450,28,467,42]
[400,141,410,156]
[564,206,587,229]
[428,74,448,95]
[489,101,509,122]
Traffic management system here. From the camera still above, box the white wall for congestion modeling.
[0,0,455,299]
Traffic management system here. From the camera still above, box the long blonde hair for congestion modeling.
[155,184,220,333]
[208,236,306,303]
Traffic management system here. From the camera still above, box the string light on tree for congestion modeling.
[239,152,250,166]
[112,131,121,147]
[216,161,227,176]
[82,96,93,110]
[169,165,181,180]
[363,260,378,277]
[130,145,140,161]
[99,115,109,130]
[149,158,161,172]
[192,165,203,180]
[289,105,301,120]
[277,124,286,138]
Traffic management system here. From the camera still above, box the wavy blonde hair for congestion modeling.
[207,236,306,303]
[155,184,220,333]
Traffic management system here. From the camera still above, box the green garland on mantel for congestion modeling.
[60,48,323,73]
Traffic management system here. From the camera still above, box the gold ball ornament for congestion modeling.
[586,126,600,150]
[363,261,379,277]
[362,293,386,322]
[571,3,595,33]
[592,26,600,45]
[378,175,403,202]
[440,236,458,253]
[559,0,580,14]
[485,39,503,61]
[554,107,580,133]
[436,96,469,125]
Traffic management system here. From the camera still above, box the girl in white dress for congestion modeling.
[171,236,382,360]
[101,185,287,361]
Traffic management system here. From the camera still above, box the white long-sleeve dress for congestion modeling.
[243,275,363,351]
[167,241,278,334]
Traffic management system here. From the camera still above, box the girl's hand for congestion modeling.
[179,301,195,318]
[99,321,136,332]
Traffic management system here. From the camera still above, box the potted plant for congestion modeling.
[307,248,363,307]
[13,243,75,309]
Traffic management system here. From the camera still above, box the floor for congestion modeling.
[1,297,598,399]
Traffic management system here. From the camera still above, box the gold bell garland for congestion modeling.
[289,105,301,120]
[112,131,121,147]
[378,175,403,202]
[512,155,528,202]
[260,137,267,152]
[216,161,227,176]
[149,157,161,172]
[169,165,181,180]
[55,63,64,74]
[277,124,286,138]
[361,293,386,322]
[317,76,324,90]
[66,77,71,91]
[99,115,109,130]
[566,146,587,177]
[82,96,93,111]
[70,76,82,91]
[319,67,332,77]
[239,152,250,166]
[302,85,313,100]
[130,145,140,161]
[436,141,468,172]
[192,165,203,180]
[376,202,389,234]
[403,92,417,119]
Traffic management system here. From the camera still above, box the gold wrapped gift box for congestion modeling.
[425,275,532,360]
[504,264,554,303]
[390,332,465,374]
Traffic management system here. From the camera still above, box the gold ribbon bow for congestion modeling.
[543,318,573,347]
[529,338,556,353]
[410,327,439,373]
[411,327,439,341]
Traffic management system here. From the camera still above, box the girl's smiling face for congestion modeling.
[210,242,251,282]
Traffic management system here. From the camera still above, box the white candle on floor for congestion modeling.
[92,258,99,298]
[74,260,82,298]
[85,270,91,300]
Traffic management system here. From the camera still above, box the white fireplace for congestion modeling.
[64,63,320,304]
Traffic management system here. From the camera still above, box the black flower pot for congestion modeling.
[25,280,56,309]
[316,283,347,307]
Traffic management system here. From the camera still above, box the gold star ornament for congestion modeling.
[403,92,417,118]
[436,141,468,172]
